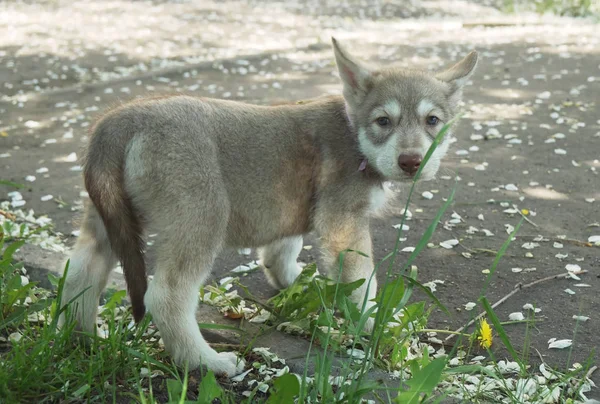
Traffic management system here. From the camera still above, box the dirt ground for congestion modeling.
[1,0,598,396]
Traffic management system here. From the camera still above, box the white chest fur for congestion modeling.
[368,184,389,214]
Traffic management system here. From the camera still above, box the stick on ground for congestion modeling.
[445,270,589,342]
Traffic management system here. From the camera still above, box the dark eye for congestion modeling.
[376,117,391,127]
[426,116,439,126]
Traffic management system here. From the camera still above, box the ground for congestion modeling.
[0,0,598,401]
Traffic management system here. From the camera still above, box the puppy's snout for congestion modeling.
[398,154,422,175]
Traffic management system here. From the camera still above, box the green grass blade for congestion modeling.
[402,276,450,316]
[481,218,523,295]
[197,323,245,333]
[480,296,524,372]
[0,180,24,189]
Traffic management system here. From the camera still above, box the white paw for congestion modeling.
[208,351,246,377]
[278,264,303,288]
[263,263,302,290]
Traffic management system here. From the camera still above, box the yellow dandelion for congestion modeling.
[477,318,493,349]
[521,208,529,215]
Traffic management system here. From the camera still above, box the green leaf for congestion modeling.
[337,295,362,323]
[198,322,245,333]
[102,289,127,312]
[266,373,300,404]
[72,383,90,399]
[167,379,184,402]
[377,277,405,314]
[0,240,25,266]
[47,273,60,288]
[0,298,50,329]
[197,371,223,403]
[396,357,447,404]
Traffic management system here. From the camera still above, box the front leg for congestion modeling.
[316,215,377,330]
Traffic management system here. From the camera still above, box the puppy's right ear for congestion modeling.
[332,37,374,101]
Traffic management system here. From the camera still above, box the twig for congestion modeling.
[457,242,500,256]
[534,347,545,364]
[0,209,16,221]
[209,343,244,351]
[518,211,539,228]
[445,270,588,342]
[586,366,598,380]
[515,235,593,248]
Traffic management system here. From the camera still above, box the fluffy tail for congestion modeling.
[83,117,147,323]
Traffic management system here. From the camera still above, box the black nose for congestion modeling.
[398,154,422,175]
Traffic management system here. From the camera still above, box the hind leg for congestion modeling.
[143,201,244,376]
[145,253,244,376]
[258,236,304,289]
[58,204,117,334]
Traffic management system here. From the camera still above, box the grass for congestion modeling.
[0,117,597,403]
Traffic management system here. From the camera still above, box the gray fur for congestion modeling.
[58,38,478,377]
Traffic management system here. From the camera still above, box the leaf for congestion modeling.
[0,299,51,329]
[72,384,90,399]
[197,370,223,403]
[47,273,60,288]
[0,240,26,267]
[266,373,300,404]
[337,295,362,323]
[102,289,127,312]
[167,379,184,402]
[197,323,245,333]
[396,357,447,403]
[376,277,405,317]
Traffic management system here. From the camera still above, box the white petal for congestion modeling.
[548,339,572,349]
[230,368,252,382]
[440,239,459,249]
[231,265,251,273]
[509,312,525,321]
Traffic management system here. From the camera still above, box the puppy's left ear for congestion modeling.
[436,51,478,88]
[436,51,478,106]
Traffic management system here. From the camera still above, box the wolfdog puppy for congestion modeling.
[59,38,477,376]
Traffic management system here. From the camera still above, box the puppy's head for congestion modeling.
[332,38,477,182]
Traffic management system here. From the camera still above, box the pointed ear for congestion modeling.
[436,51,478,88]
[331,37,373,98]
